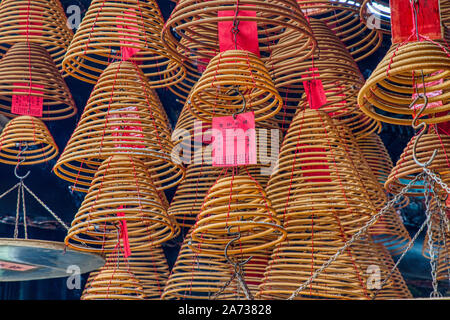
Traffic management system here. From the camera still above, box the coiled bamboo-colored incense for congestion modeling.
[53,61,184,192]
[188,50,283,123]
[296,0,383,62]
[65,155,178,253]
[81,267,145,300]
[358,41,450,126]
[189,175,286,256]
[359,0,391,34]
[62,0,185,87]
[162,232,271,300]
[443,1,450,28]
[0,0,73,71]
[385,130,450,196]
[0,43,77,121]
[0,116,58,165]
[162,0,316,71]
[90,246,170,299]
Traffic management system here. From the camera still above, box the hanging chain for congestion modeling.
[14,182,21,239]
[287,172,425,300]
[210,263,254,300]
[211,273,237,300]
[424,167,450,194]
[21,183,28,239]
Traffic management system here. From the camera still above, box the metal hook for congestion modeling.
[224,226,252,270]
[411,94,437,168]
[225,87,246,119]
[14,142,30,180]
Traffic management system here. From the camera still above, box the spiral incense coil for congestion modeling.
[189,175,286,256]
[65,155,178,253]
[168,162,223,228]
[162,0,316,71]
[188,50,283,123]
[81,267,145,300]
[0,116,58,165]
[385,131,450,196]
[62,0,185,87]
[91,246,170,299]
[358,41,450,126]
[53,61,184,192]
[374,243,413,299]
[0,42,77,121]
[257,234,379,299]
[0,0,74,71]
[266,109,378,233]
[296,0,383,62]
[359,0,391,34]
[162,233,270,300]
[443,1,450,28]
[270,19,364,108]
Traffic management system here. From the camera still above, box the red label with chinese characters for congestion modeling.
[117,9,141,62]
[297,146,331,182]
[0,260,37,272]
[117,207,131,258]
[11,83,44,117]
[301,68,327,110]
[108,106,145,149]
[390,0,442,43]
[212,111,257,167]
[218,9,260,56]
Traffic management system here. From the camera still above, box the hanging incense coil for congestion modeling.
[53,61,185,192]
[189,175,286,256]
[62,0,185,87]
[296,0,383,62]
[358,41,450,126]
[266,109,378,232]
[385,130,450,196]
[0,0,73,71]
[162,0,316,71]
[0,42,77,121]
[65,155,178,253]
[0,116,58,165]
[90,246,170,299]
[162,232,270,300]
[188,50,283,123]
[359,0,391,34]
[443,1,450,28]
[81,267,145,300]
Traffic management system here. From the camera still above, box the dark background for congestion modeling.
[0,0,446,299]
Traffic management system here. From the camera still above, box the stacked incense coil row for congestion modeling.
[62,0,185,87]
[0,0,74,70]
[53,61,185,192]
[296,0,383,62]
[65,155,179,253]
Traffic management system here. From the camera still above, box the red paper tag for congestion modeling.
[20,6,42,36]
[301,68,327,110]
[117,9,141,62]
[108,106,145,149]
[391,0,442,43]
[244,256,269,286]
[437,120,450,135]
[218,9,260,56]
[11,83,44,117]
[212,112,257,167]
[0,260,37,272]
[117,207,131,258]
[193,120,212,145]
[411,72,444,110]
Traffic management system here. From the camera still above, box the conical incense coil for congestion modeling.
[374,243,413,299]
[162,233,270,300]
[270,19,364,109]
[92,246,170,299]
[266,109,378,232]
[189,175,287,256]
[162,0,316,71]
[0,116,58,165]
[358,41,450,126]
[188,50,283,123]
[296,0,383,62]
[443,0,450,28]
[65,155,178,253]
[62,0,185,87]
[0,42,77,121]
[0,0,73,71]
[81,267,144,300]
[53,61,185,192]
[359,0,391,34]
[385,132,450,196]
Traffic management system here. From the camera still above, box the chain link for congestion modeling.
[287,172,426,300]
[424,167,450,194]
[210,264,254,300]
